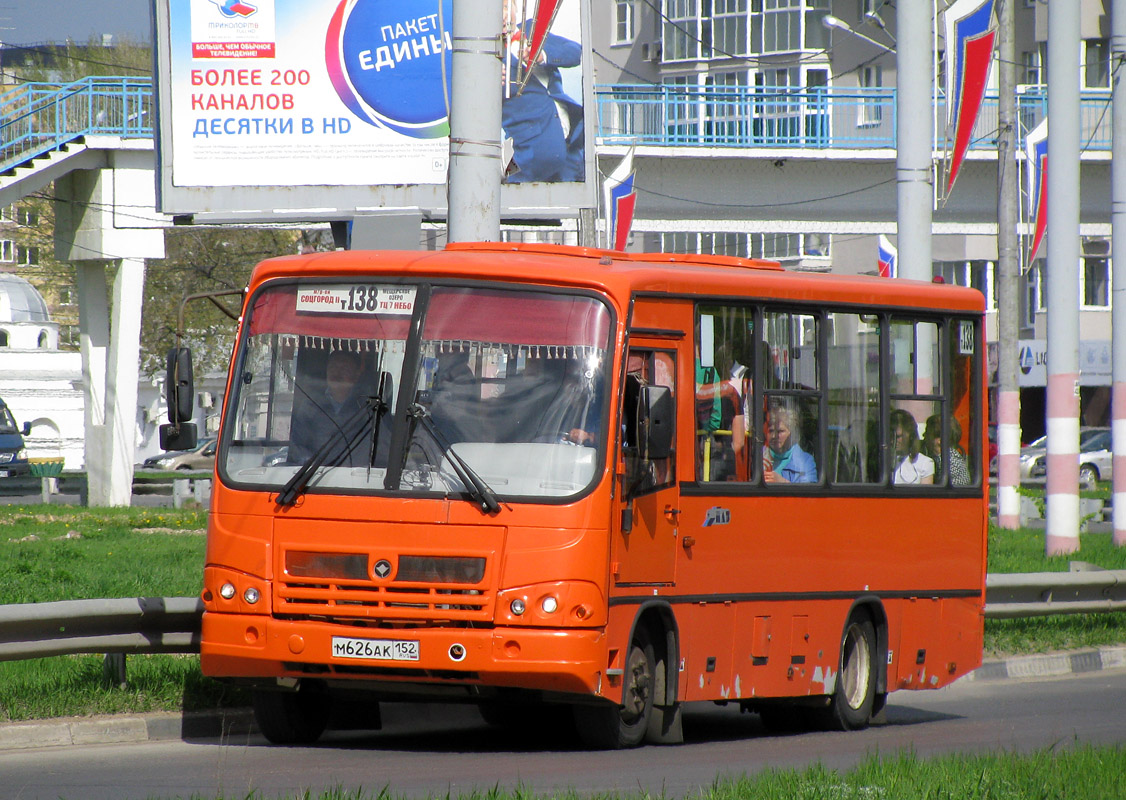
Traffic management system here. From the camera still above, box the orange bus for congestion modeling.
[178,242,987,748]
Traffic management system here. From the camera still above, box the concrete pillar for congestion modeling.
[1044,1,1081,554]
[1113,0,1126,547]
[895,0,933,283]
[75,263,110,502]
[55,154,166,507]
[996,0,1021,529]
[447,0,503,242]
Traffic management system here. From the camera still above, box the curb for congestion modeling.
[0,709,255,752]
[964,644,1126,682]
[2,648,1125,751]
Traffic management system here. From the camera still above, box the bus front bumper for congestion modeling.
[201,612,608,699]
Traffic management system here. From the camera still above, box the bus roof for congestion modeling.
[248,242,985,314]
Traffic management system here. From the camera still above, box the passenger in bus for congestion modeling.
[923,414,971,486]
[763,400,817,483]
[534,357,602,446]
[429,351,479,444]
[891,409,934,485]
[290,349,386,467]
[695,356,741,480]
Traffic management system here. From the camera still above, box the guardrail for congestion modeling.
[1,572,1123,666]
[984,570,1126,619]
[0,597,201,662]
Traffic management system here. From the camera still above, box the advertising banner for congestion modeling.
[153,0,593,219]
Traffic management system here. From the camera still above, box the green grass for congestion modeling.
[173,747,1126,800]
[987,524,1126,573]
[0,505,207,603]
[0,655,248,723]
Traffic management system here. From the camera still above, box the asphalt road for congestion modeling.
[4,669,1125,800]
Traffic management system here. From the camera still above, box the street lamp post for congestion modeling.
[823,11,933,285]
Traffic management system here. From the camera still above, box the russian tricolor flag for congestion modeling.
[1025,118,1048,264]
[943,0,997,197]
[603,149,636,251]
[878,234,897,279]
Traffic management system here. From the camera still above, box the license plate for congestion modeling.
[331,636,419,661]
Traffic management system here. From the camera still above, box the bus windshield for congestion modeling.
[221,281,613,502]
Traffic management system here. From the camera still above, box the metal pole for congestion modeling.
[1112,0,1126,547]
[896,0,933,283]
[996,0,1021,528]
[1045,1,1081,554]
[447,0,503,243]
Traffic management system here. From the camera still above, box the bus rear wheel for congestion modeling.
[822,615,877,731]
[573,630,655,749]
[252,686,330,745]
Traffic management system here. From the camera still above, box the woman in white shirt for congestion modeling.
[891,408,934,485]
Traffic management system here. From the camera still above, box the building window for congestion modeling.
[705,70,749,141]
[1024,260,1044,327]
[802,232,831,257]
[760,0,802,53]
[0,240,13,262]
[15,207,39,227]
[1084,38,1110,89]
[1082,256,1109,307]
[613,0,637,44]
[0,330,8,347]
[16,245,39,266]
[38,330,49,349]
[1021,50,1042,86]
[859,65,883,125]
[712,0,749,56]
[664,0,702,61]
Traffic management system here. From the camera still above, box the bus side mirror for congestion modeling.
[160,421,197,452]
[166,347,195,423]
[21,421,30,436]
[641,385,673,459]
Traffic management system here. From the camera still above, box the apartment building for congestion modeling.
[589,0,1114,435]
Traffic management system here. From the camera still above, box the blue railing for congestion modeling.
[0,77,153,174]
[595,84,1111,153]
[0,78,1109,178]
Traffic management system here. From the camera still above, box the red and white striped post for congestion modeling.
[1043,0,1081,555]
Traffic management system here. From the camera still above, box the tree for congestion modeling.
[141,226,299,378]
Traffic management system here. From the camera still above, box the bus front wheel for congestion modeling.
[252,686,330,745]
[573,629,655,749]
[823,615,877,731]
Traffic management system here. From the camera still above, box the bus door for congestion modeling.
[613,345,679,586]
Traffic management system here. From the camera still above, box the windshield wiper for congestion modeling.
[276,396,385,507]
[407,403,501,514]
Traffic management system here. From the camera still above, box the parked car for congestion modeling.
[0,397,31,478]
[142,438,217,471]
[1022,427,1111,483]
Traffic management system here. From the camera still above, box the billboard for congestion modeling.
[152,0,595,222]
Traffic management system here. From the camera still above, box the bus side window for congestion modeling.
[623,349,676,497]
[695,305,754,482]
[826,312,881,484]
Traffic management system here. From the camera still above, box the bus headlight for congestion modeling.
[497,581,605,627]
[243,587,260,604]
[219,582,237,600]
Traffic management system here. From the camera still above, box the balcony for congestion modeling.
[595,84,1111,154]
